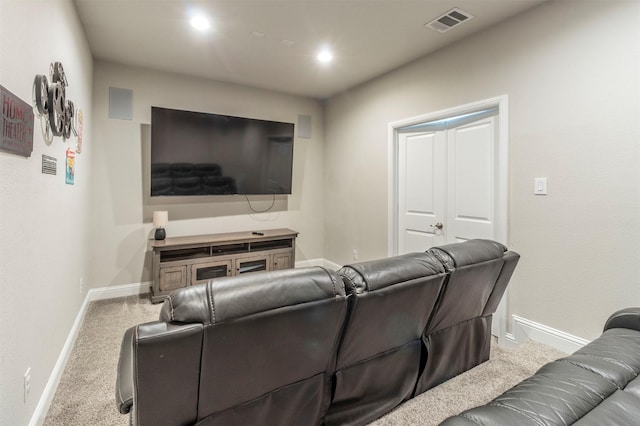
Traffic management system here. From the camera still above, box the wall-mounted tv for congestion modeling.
[150,107,294,196]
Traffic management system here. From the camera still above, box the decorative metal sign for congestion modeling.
[1,84,34,157]
[33,62,77,145]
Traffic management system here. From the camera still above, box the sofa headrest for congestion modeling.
[151,163,171,177]
[195,163,222,177]
[338,252,445,294]
[428,239,507,269]
[160,267,345,325]
[151,177,172,195]
[171,163,195,177]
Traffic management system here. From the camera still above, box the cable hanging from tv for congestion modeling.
[245,195,276,213]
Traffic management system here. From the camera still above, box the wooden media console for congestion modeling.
[150,228,298,303]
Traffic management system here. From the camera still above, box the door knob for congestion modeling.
[430,222,443,230]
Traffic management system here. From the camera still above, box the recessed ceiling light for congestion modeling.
[190,15,210,31]
[317,49,333,63]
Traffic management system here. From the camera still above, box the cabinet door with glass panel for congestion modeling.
[234,255,270,275]
[191,259,233,285]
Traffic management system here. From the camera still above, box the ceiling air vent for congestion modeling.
[425,8,473,33]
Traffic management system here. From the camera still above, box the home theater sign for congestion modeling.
[1,84,34,157]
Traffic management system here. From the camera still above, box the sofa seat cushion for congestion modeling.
[559,328,640,389]
[625,375,640,399]
[574,390,640,426]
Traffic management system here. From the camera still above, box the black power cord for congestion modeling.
[244,194,276,213]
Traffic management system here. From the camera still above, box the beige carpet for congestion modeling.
[44,295,566,425]
[44,296,162,426]
[371,339,566,425]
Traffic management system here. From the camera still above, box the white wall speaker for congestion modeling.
[297,114,312,139]
[108,87,133,120]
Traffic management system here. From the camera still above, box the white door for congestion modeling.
[446,116,496,243]
[398,116,497,252]
[391,97,508,343]
[398,131,446,253]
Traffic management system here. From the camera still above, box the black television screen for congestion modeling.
[150,107,294,196]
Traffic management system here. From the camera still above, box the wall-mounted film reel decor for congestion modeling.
[32,62,78,148]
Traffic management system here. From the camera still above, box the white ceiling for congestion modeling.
[73,0,548,99]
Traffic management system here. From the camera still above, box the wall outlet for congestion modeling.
[352,249,358,261]
[24,367,31,403]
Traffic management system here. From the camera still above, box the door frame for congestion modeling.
[387,95,510,343]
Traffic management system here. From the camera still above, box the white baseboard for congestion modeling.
[504,315,591,354]
[296,258,342,270]
[322,259,342,270]
[29,293,93,425]
[29,281,150,426]
[88,281,151,301]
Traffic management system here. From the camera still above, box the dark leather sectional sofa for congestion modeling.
[151,163,237,195]
[116,239,519,425]
[441,307,640,425]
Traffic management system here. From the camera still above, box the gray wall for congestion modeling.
[324,0,640,340]
[2,1,639,423]
[0,0,94,424]
[89,61,325,288]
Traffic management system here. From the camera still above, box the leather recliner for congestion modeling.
[416,240,520,394]
[116,240,520,425]
[116,267,348,426]
[441,307,640,425]
[325,252,448,425]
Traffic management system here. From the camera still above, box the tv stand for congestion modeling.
[150,228,298,303]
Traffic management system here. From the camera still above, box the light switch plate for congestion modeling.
[534,177,547,195]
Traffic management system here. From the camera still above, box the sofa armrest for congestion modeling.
[604,308,640,332]
[116,327,136,414]
[115,321,204,425]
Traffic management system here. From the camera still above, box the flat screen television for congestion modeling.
[150,106,294,196]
